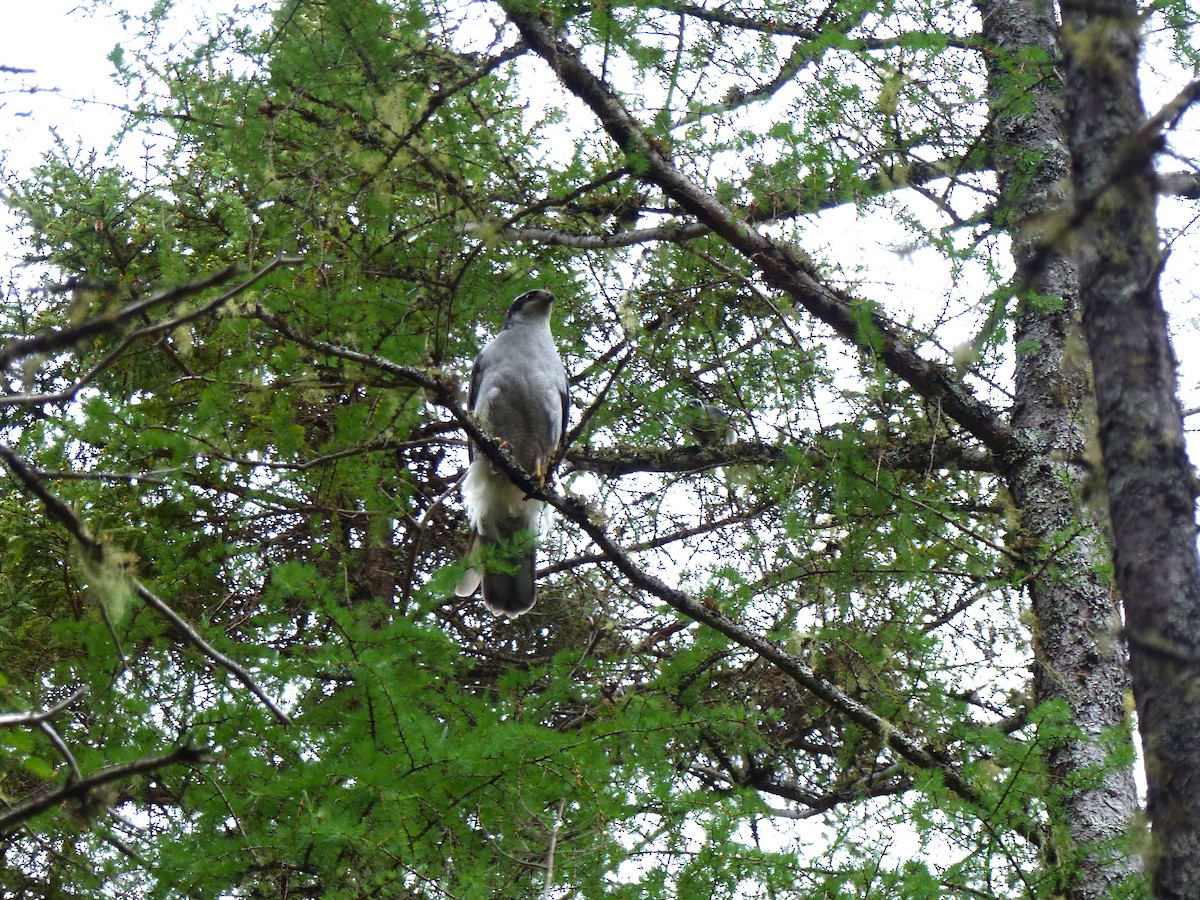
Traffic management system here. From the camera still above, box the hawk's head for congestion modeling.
[501,289,555,329]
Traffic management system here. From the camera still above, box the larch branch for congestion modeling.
[498,3,1012,454]
[0,445,292,726]
[254,316,1039,849]
[0,744,210,836]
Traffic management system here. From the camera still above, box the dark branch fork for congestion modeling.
[0,678,207,838]
[0,743,210,836]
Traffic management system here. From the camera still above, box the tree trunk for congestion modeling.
[1059,0,1200,894]
[979,0,1141,895]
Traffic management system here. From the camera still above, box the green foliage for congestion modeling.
[0,0,1175,896]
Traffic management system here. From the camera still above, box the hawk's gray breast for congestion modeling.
[454,289,569,618]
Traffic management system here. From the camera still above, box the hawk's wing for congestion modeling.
[466,353,483,462]
[559,378,570,451]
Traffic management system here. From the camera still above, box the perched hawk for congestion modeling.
[454,289,569,618]
[684,399,736,446]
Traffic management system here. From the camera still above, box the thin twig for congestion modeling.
[562,345,631,451]
[37,722,82,782]
[32,467,182,486]
[401,470,468,610]
[96,826,149,866]
[542,798,567,900]
[131,581,292,725]
[468,220,710,249]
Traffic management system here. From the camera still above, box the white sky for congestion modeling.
[1,3,133,173]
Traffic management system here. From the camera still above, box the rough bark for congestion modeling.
[978,2,1142,896]
[1059,0,1200,894]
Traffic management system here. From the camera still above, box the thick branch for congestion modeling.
[1061,2,1200,891]
[498,4,1011,455]
[0,744,210,835]
[566,436,993,478]
[468,220,709,249]
[1022,77,1200,288]
[1158,171,1200,198]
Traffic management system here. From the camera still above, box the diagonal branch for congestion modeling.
[0,445,292,726]
[0,686,88,729]
[251,315,1040,849]
[0,265,237,373]
[1020,77,1200,287]
[537,484,1039,847]
[0,743,210,836]
[38,721,82,783]
[0,255,304,406]
[497,4,1012,455]
[478,154,987,251]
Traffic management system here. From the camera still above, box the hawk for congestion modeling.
[454,289,569,618]
[684,399,736,446]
